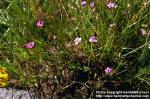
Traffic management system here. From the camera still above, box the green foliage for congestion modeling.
[0,0,150,92]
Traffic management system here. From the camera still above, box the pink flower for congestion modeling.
[36,20,44,27]
[90,1,95,8]
[74,37,82,45]
[89,35,97,43]
[140,29,147,36]
[105,67,112,75]
[81,0,86,7]
[24,41,35,49]
[107,2,117,9]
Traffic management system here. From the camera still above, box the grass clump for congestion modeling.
[0,0,150,98]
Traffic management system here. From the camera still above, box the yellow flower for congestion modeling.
[0,67,9,87]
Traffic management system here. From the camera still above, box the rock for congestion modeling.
[0,88,33,99]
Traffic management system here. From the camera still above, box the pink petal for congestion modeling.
[107,2,117,9]
[105,67,112,74]
[36,20,44,27]
[24,41,35,49]
[81,1,86,6]
[89,36,97,43]
[90,2,95,8]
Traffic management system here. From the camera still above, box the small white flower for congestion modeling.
[109,23,116,27]
[74,37,82,45]
[148,44,150,49]
[127,3,131,8]
[140,29,147,36]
